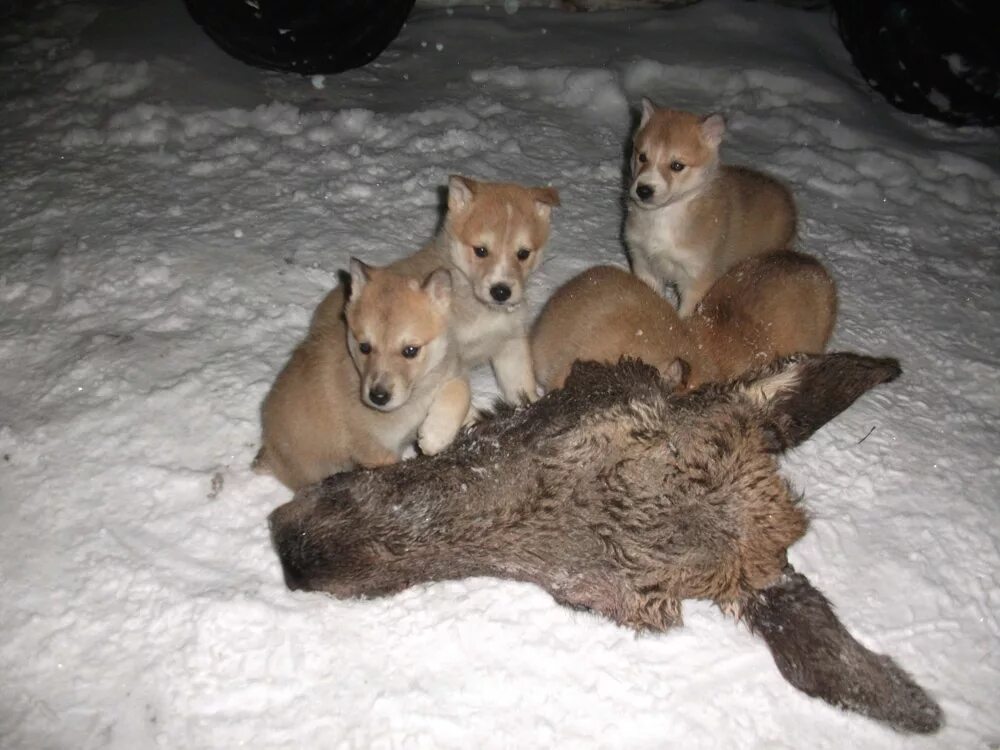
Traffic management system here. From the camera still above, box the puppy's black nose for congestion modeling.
[490,284,512,302]
[636,184,654,201]
[368,387,391,406]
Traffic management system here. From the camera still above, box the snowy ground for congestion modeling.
[1,0,998,748]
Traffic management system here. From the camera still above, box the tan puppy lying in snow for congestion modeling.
[531,250,837,391]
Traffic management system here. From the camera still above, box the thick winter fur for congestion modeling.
[311,176,560,403]
[625,100,797,316]
[256,261,470,490]
[531,251,837,391]
[269,353,941,733]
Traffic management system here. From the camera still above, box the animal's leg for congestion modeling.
[462,403,483,427]
[677,272,716,318]
[741,567,942,734]
[555,581,683,632]
[629,251,662,294]
[492,336,538,403]
[626,591,683,632]
[418,376,472,455]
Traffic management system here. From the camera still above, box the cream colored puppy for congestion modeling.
[625,99,797,316]
[256,260,470,490]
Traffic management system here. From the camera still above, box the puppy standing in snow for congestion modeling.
[313,175,560,403]
[625,99,797,316]
[256,260,469,491]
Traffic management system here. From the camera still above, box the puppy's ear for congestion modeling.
[737,353,902,452]
[348,258,373,301]
[422,268,453,312]
[659,357,690,391]
[447,175,476,214]
[700,113,726,148]
[532,185,560,219]
[639,97,657,129]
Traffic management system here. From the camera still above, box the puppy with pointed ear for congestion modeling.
[346,256,372,302]
[625,98,798,317]
[253,256,469,491]
[421,266,453,315]
[699,112,726,148]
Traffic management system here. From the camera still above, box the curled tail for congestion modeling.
[741,567,943,734]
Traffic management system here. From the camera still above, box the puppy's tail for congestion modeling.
[740,567,943,734]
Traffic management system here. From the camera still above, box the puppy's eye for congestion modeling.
[670,160,685,172]
[473,245,488,258]
[401,345,420,359]
[358,342,372,355]
[637,152,648,163]
[516,248,531,261]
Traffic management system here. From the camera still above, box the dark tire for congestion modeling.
[184,0,416,75]
[832,0,1000,127]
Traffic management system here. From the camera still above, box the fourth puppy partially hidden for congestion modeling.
[532,250,837,391]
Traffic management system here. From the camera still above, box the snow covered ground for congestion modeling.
[1,0,998,747]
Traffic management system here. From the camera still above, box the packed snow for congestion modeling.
[1,0,998,748]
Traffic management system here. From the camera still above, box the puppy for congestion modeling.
[256,260,470,490]
[687,250,838,379]
[625,99,797,316]
[531,251,837,391]
[531,265,694,391]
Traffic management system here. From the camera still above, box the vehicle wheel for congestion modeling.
[185,0,416,75]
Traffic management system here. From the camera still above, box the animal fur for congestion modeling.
[269,353,942,734]
[625,99,797,316]
[256,261,469,490]
[532,250,837,390]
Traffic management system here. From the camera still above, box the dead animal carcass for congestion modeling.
[269,353,942,734]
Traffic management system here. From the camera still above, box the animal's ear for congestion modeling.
[532,186,561,219]
[348,258,373,301]
[659,357,690,391]
[447,175,476,214]
[422,268,453,311]
[639,97,657,129]
[700,113,726,147]
[738,353,902,453]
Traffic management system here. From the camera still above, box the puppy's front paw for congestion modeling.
[418,422,451,456]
